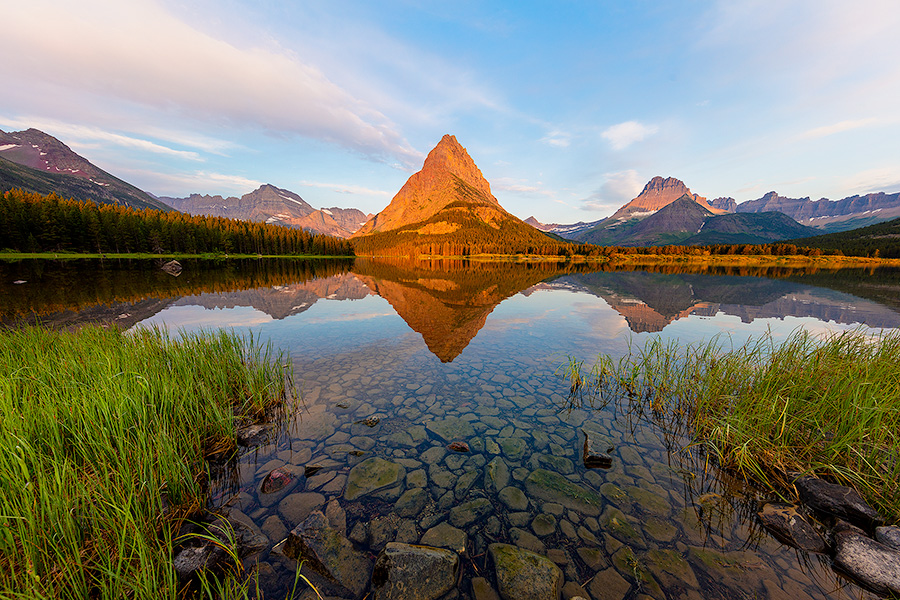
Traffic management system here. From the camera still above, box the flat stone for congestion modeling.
[261,515,288,544]
[450,498,493,528]
[599,506,645,548]
[283,511,373,598]
[455,469,481,499]
[278,492,326,526]
[757,503,827,552]
[407,468,428,488]
[421,522,468,554]
[624,485,670,517]
[489,543,562,600]
[562,581,590,600]
[645,548,700,590]
[395,487,429,518]
[485,457,510,493]
[588,568,630,600]
[498,486,529,511]
[371,542,459,600]
[472,576,501,600]
[510,528,545,553]
[644,516,678,543]
[531,514,557,537]
[325,498,346,536]
[345,457,405,501]
[582,428,613,469]
[576,547,608,571]
[525,469,603,516]
[536,453,574,475]
[427,417,476,442]
[876,525,900,550]
[612,546,663,598]
[833,525,900,595]
[421,446,447,465]
[499,437,527,461]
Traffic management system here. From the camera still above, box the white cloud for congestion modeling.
[581,170,643,212]
[297,181,392,197]
[0,0,420,166]
[0,116,203,161]
[493,178,555,197]
[839,167,900,195]
[118,169,263,197]
[601,121,659,150]
[540,130,571,148]
[799,118,879,140]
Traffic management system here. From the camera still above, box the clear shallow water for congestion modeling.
[5,258,900,599]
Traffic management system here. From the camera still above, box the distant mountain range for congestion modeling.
[160,185,372,238]
[0,128,170,211]
[528,176,900,246]
[351,135,565,256]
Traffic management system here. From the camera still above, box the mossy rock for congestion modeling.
[645,548,699,590]
[344,457,405,501]
[611,546,664,598]
[600,506,646,548]
[488,543,562,600]
[624,485,670,517]
[499,437,528,461]
[524,469,603,516]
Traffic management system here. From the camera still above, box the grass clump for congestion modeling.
[0,325,292,599]
[570,328,900,520]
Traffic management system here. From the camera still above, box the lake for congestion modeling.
[4,257,899,599]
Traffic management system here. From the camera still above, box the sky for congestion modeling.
[2,0,900,224]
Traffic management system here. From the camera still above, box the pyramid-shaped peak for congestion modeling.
[421,134,482,178]
[641,176,691,194]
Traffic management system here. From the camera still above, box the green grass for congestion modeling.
[568,329,900,521]
[0,325,292,599]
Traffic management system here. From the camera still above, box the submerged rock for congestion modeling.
[448,441,470,452]
[524,468,603,516]
[489,543,562,600]
[345,457,405,501]
[794,476,883,527]
[450,497,493,528]
[420,522,468,554]
[371,542,459,600]
[236,423,271,446]
[485,457,510,493]
[833,524,900,595]
[283,511,373,598]
[426,417,476,442]
[757,503,827,553]
[582,428,613,469]
[260,468,293,494]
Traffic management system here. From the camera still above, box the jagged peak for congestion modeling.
[641,176,690,194]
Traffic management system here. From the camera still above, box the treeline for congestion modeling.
[561,241,838,258]
[786,217,900,259]
[0,189,354,256]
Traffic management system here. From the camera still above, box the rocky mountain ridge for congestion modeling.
[609,176,719,221]
[0,128,170,211]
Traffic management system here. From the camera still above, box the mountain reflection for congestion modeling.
[351,259,589,362]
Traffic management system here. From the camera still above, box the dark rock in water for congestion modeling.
[236,423,271,446]
[876,525,900,550]
[582,428,613,469]
[833,523,900,595]
[260,468,292,494]
[172,542,229,586]
[220,508,269,558]
[304,464,323,477]
[794,476,883,527]
[488,543,562,600]
[448,441,470,452]
[160,260,182,276]
[283,511,373,598]
[757,503,827,553]
[524,469,603,516]
[371,542,459,600]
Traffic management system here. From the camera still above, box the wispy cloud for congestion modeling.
[0,116,203,161]
[540,130,572,148]
[839,167,900,195]
[0,0,420,167]
[601,121,659,150]
[297,180,392,196]
[581,170,642,211]
[494,177,555,198]
[117,168,263,196]
[800,118,879,140]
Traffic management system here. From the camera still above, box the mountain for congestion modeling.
[735,191,900,232]
[608,176,719,221]
[575,194,815,247]
[161,185,372,238]
[524,216,605,238]
[352,135,564,256]
[787,216,900,258]
[0,128,169,211]
[709,197,737,212]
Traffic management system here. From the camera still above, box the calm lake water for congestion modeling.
[4,257,900,599]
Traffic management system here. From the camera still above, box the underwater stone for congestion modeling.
[371,542,459,600]
[471,577,501,600]
[450,498,493,528]
[624,485,670,517]
[421,446,447,465]
[757,503,826,553]
[599,506,646,549]
[344,457,405,501]
[499,437,527,461]
[407,469,428,488]
[426,417,476,442]
[455,470,480,500]
[582,429,614,469]
[524,469,603,516]
[536,453,575,475]
[421,521,468,554]
[498,486,529,511]
[531,513,557,537]
[645,548,700,590]
[509,528,545,553]
[485,457,510,493]
[395,487,429,518]
[576,547,608,571]
[278,492,326,526]
[488,543,562,600]
[588,568,630,600]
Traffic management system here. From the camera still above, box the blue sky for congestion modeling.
[2,0,899,223]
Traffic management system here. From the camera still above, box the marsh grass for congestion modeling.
[567,328,900,520]
[0,325,292,599]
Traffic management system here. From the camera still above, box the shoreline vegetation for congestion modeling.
[565,328,900,522]
[0,325,293,599]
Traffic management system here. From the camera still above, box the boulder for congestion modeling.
[582,429,613,469]
[489,543,562,600]
[371,542,459,600]
[794,476,883,527]
[524,469,603,516]
[833,524,900,595]
[283,511,373,598]
[757,503,827,552]
[345,457,406,501]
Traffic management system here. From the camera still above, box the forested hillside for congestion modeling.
[0,190,353,256]
[788,217,900,258]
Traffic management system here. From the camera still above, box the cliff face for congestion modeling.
[737,191,900,222]
[355,134,500,235]
[709,197,737,212]
[609,176,718,220]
